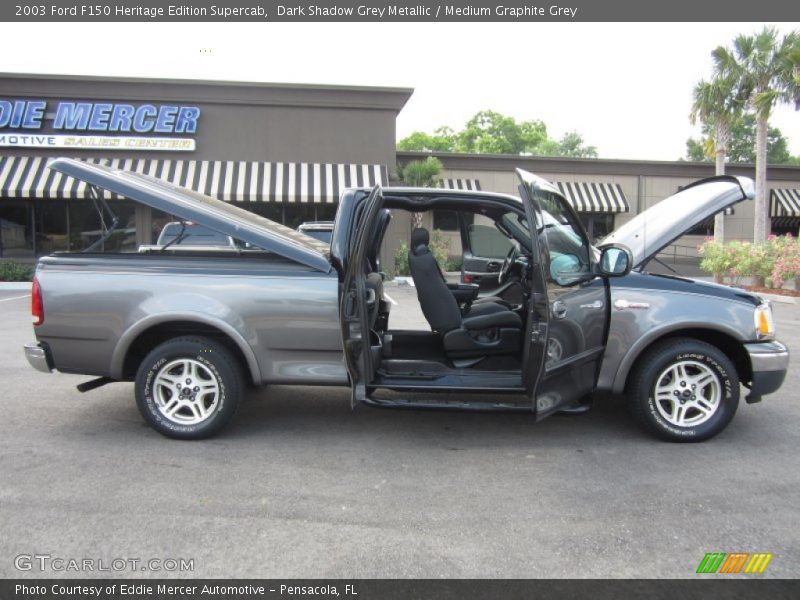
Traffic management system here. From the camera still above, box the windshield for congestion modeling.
[536,190,590,278]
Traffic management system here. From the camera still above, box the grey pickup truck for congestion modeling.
[25,158,788,442]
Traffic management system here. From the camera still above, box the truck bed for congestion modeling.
[34,251,346,386]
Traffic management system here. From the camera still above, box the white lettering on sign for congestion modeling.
[0,134,196,151]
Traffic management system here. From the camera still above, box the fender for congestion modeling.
[609,320,747,395]
[110,311,262,383]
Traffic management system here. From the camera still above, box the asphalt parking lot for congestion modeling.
[0,284,798,579]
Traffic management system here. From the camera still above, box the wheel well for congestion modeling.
[624,329,752,393]
[121,321,254,383]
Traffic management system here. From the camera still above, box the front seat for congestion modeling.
[408,228,522,358]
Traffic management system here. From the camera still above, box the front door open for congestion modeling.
[517,169,610,419]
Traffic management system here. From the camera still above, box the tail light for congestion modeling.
[32,277,44,326]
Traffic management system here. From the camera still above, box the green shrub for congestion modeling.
[393,229,452,277]
[446,255,464,272]
[394,241,410,276]
[769,234,800,288]
[0,260,34,282]
[698,235,800,289]
[698,239,738,280]
[428,229,450,270]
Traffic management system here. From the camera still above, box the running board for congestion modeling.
[362,395,532,413]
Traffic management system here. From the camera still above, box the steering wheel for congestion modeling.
[498,246,518,284]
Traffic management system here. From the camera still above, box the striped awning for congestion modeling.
[0,156,388,203]
[439,178,481,191]
[770,189,800,217]
[771,216,799,229]
[555,181,629,213]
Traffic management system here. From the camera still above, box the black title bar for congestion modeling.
[3,0,799,22]
[3,580,800,600]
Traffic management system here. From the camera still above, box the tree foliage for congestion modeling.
[396,156,444,186]
[711,26,800,242]
[398,110,598,158]
[686,114,799,164]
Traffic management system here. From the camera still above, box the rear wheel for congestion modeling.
[628,338,739,442]
[135,336,243,440]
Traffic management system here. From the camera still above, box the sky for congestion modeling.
[1,21,798,161]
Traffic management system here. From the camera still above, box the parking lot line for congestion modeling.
[383,292,398,306]
[0,294,30,302]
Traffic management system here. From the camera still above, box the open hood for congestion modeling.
[600,175,755,268]
[48,158,331,272]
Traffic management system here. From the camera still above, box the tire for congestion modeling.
[628,338,739,442]
[135,336,243,440]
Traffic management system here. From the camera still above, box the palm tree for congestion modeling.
[713,27,800,242]
[397,156,443,229]
[690,75,742,242]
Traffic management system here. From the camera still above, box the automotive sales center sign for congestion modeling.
[0,99,200,151]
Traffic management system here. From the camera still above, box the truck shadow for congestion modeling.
[227,385,645,447]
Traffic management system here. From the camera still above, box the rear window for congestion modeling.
[157,223,231,247]
[303,230,333,244]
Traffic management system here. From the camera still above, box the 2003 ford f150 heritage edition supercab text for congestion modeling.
[24,159,789,441]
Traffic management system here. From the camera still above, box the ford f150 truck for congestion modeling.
[24,158,789,441]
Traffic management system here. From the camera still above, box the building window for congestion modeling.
[771,219,799,236]
[433,210,474,232]
[315,204,338,222]
[68,200,137,252]
[686,218,715,237]
[282,205,317,230]
[578,213,614,243]
[0,203,34,261]
[33,201,68,255]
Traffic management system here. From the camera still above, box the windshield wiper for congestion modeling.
[83,185,119,253]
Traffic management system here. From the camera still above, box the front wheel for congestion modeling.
[135,336,243,440]
[628,338,739,442]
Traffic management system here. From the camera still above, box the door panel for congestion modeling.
[516,169,609,419]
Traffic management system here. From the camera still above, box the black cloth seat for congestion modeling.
[365,272,385,330]
[408,228,522,358]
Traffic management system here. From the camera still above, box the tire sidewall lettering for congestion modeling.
[642,347,736,440]
[142,349,226,434]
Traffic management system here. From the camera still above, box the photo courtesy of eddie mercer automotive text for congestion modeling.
[23,158,789,442]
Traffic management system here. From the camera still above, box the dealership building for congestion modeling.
[1,72,799,272]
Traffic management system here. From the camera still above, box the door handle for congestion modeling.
[552,300,567,320]
[486,262,499,271]
[579,300,604,309]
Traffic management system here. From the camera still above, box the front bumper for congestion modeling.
[744,340,789,400]
[24,342,52,373]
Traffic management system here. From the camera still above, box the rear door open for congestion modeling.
[340,186,384,407]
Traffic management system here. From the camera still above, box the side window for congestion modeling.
[533,190,591,287]
[469,222,512,258]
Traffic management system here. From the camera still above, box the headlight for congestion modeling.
[754,303,775,340]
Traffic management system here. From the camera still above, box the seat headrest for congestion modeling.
[410,228,430,255]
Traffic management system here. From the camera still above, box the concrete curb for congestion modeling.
[0,282,32,291]
[757,292,800,305]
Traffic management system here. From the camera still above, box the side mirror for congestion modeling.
[598,244,633,277]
